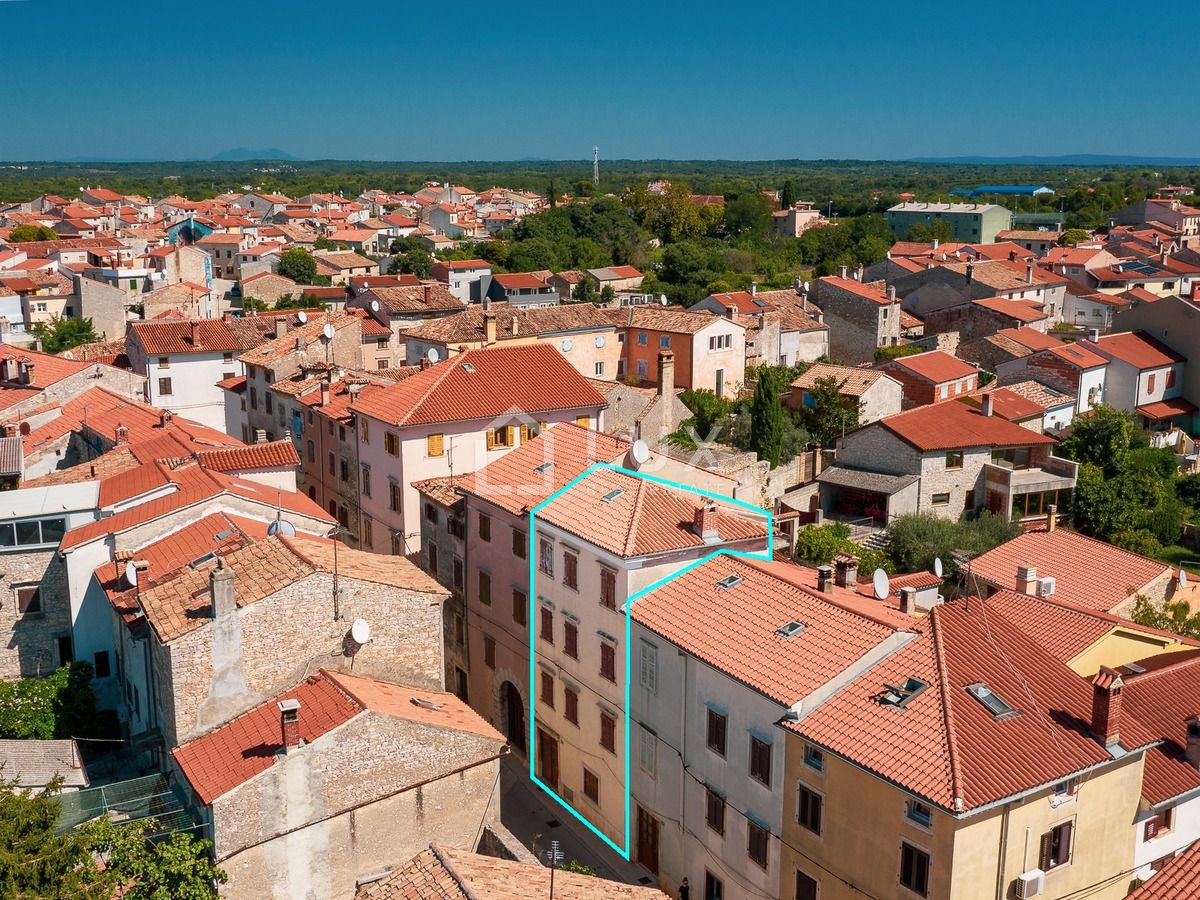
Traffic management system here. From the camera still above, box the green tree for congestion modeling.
[780,180,797,209]
[1130,594,1200,640]
[1058,405,1134,476]
[7,224,59,242]
[0,662,102,740]
[1112,529,1164,558]
[749,375,786,467]
[30,316,97,354]
[0,778,108,899]
[793,523,890,576]
[1071,463,1134,539]
[724,193,772,236]
[86,818,227,900]
[277,248,318,283]
[799,375,860,446]
[1058,228,1092,246]
[392,247,433,278]
[885,512,1020,576]
[571,278,597,304]
[904,220,953,243]
[679,389,732,439]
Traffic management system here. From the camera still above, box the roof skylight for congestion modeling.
[878,677,929,709]
[965,682,1019,720]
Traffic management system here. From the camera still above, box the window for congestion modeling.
[1039,821,1072,871]
[906,800,933,827]
[1148,373,1157,393]
[540,671,554,709]
[637,332,648,345]
[478,513,492,542]
[427,432,444,457]
[266,393,273,414]
[1145,808,1173,841]
[363,518,373,547]
[600,642,616,682]
[708,334,733,350]
[339,458,349,482]
[158,377,173,396]
[707,709,727,756]
[563,552,578,589]
[798,785,822,834]
[583,768,600,804]
[539,538,553,576]
[306,439,315,463]
[636,360,647,378]
[328,452,335,476]
[223,352,234,363]
[93,650,111,679]
[540,607,554,643]
[57,636,73,665]
[747,820,769,869]
[575,415,590,428]
[564,621,578,659]
[600,569,617,610]
[796,872,818,900]
[639,726,656,776]
[564,687,579,725]
[15,585,42,616]
[1054,777,1080,800]
[594,362,605,377]
[360,465,371,497]
[453,557,464,589]
[931,492,950,506]
[705,788,725,835]
[804,745,824,772]
[600,712,616,753]
[384,431,399,456]
[513,589,527,627]
[749,737,772,786]
[705,872,723,900]
[391,532,402,556]
[944,450,963,469]
[478,570,491,606]
[639,642,657,693]
[965,682,1018,719]
[512,528,526,558]
[659,334,671,348]
[1167,369,1178,389]
[482,635,496,669]
[900,842,930,896]
[388,481,401,512]
[0,518,66,549]
[157,357,169,369]
[361,418,369,443]
[488,425,515,449]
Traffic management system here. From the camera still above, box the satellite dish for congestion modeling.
[124,561,139,587]
[872,568,891,600]
[267,518,297,537]
[322,322,336,340]
[370,299,380,312]
[933,557,944,578]
[426,347,440,364]
[351,618,371,644]
[630,439,650,465]
[296,310,308,324]
[1181,569,1189,588]
[803,281,810,292]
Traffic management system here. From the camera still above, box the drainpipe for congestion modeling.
[994,801,1012,900]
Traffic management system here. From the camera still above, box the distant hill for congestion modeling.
[907,154,1200,167]
[210,147,298,161]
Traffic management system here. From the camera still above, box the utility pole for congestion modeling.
[547,840,564,898]
[592,147,600,189]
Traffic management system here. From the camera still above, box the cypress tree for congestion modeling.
[750,376,785,468]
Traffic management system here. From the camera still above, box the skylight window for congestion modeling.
[716,574,743,591]
[776,620,806,638]
[878,677,929,709]
[533,461,554,473]
[601,488,624,503]
[188,552,217,569]
[966,683,1019,720]
[214,529,234,541]
[461,363,475,373]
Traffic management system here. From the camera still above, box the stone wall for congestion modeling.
[0,550,69,678]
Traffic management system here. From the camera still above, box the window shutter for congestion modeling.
[1145,818,1159,841]
[520,424,530,442]
[486,429,496,450]
[1059,821,1072,864]
[508,425,517,446]
[1039,832,1053,871]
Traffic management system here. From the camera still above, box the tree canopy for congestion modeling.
[277,248,317,283]
[7,224,58,243]
[30,316,97,353]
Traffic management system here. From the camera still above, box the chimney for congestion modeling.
[1186,716,1200,770]
[159,409,173,429]
[855,264,864,281]
[1161,249,1169,266]
[1090,667,1124,748]
[833,554,858,588]
[899,586,918,615]
[981,391,994,417]
[1016,564,1038,595]
[211,558,236,619]
[511,316,519,336]
[749,282,757,297]
[423,283,432,305]
[279,698,302,753]
[838,265,849,279]
[965,262,974,284]
[1047,504,1057,532]
[1008,250,1018,262]
[114,423,129,445]
[275,316,288,337]
[483,311,497,345]
[1026,264,1034,284]
[419,356,430,370]
[887,285,897,304]
[692,502,720,543]
[1087,327,1100,342]
[190,319,201,348]
[816,565,834,593]
[320,381,331,406]
[2,423,16,438]
[931,238,939,250]
[657,350,675,398]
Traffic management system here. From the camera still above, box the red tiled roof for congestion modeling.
[1084,331,1185,369]
[493,272,549,290]
[971,296,1046,323]
[1127,839,1200,899]
[216,375,246,392]
[877,398,1054,452]
[958,388,1044,421]
[992,327,1063,353]
[1139,397,1199,419]
[129,320,247,355]
[351,344,606,428]
[970,528,1170,612]
[884,349,978,384]
[1040,342,1108,370]
[194,440,300,472]
[819,275,891,305]
[632,555,900,706]
[1122,655,1200,805]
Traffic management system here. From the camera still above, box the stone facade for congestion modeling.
[0,550,70,678]
[813,280,902,364]
[150,569,446,747]
[0,365,145,421]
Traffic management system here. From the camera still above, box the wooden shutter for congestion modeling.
[1059,821,1072,865]
[508,425,518,446]
[486,429,496,450]
[1038,831,1053,870]
[576,415,590,428]
[1145,817,1160,841]
[427,433,443,456]
[520,424,530,442]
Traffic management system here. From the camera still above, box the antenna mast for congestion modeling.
[592,147,599,188]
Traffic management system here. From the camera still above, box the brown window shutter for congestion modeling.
[486,429,496,450]
[1060,821,1072,864]
[1039,832,1052,870]
[1145,818,1159,841]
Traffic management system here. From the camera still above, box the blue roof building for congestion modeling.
[950,185,1056,197]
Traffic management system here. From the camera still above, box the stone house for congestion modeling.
[890,259,1069,325]
[412,477,468,699]
[172,668,505,900]
[788,363,902,425]
[878,349,981,408]
[0,344,145,421]
[811,275,902,364]
[313,250,379,285]
[997,342,1110,415]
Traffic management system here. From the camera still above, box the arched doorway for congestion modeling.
[501,681,525,752]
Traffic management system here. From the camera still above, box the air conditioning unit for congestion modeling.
[1016,869,1045,899]
[1037,576,1057,597]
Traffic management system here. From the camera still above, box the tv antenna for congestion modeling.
[592,146,599,188]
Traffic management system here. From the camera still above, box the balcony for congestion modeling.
[984,454,1078,524]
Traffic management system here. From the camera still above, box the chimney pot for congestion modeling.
[211,557,236,620]
[833,554,858,588]
[1016,564,1038,595]
[899,586,918,614]
[887,284,897,303]
[838,265,849,279]
[114,423,129,445]
[816,565,834,593]
[1047,504,1057,531]
[279,698,302,752]
[1091,667,1124,748]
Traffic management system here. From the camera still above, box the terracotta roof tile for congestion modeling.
[792,363,891,396]
[193,440,299,472]
[1083,331,1185,369]
[884,349,978,384]
[1128,840,1200,899]
[878,399,1056,452]
[129,320,248,355]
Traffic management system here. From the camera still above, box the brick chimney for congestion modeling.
[816,564,833,592]
[114,423,129,446]
[278,698,302,752]
[1047,504,1057,532]
[692,502,720,543]
[1016,564,1038,595]
[1186,716,1200,770]
[1090,666,1124,748]
[190,319,202,348]
[159,409,173,429]
[423,283,432,305]
[657,350,675,399]
[483,311,497,346]
[2,422,16,438]
[275,316,288,337]
[899,586,918,615]
[320,380,331,406]
[833,553,858,588]
[210,557,236,619]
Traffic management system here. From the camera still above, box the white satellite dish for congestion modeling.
[630,439,650,465]
[370,299,380,312]
[296,310,308,324]
[426,347,440,364]
[322,322,336,340]
[124,560,139,587]
[267,519,297,537]
[351,618,371,644]
[933,557,944,578]
[802,281,810,292]
[1181,569,1189,588]
[872,568,891,600]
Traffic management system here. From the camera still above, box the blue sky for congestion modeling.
[2,0,1197,161]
